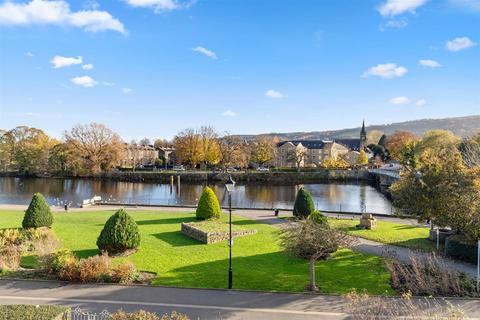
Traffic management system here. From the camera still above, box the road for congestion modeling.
[1,279,480,319]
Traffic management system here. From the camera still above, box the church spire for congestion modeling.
[360,120,367,150]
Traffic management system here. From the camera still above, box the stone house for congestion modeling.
[119,143,158,167]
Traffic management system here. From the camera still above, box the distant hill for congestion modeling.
[234,115,480,141]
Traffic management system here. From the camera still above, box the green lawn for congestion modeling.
[328,218,434,251]
[0,209,393,295]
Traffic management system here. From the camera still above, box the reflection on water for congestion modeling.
[0,177,392,214]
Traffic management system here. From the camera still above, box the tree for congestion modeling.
[416,130,461,155]
[459,133,480,168]
[173,128,202,168]
[64,123,123,174]
[357,150,369,165]
[391,148,480,230]
[139,138,151,146]
[219,135,250,169]
[251,136,277,166]
[1,126,58,174]
[199,126,222,168]
[293,188,315,219]
[196,187,221,220]
[97,209,141,254]
[320,156,349,169]
[22,193,53,229]
[367,144,387,161]
[385,131,419,161]
[280,220,352,291]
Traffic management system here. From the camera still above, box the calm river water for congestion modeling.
[0,177,393,214]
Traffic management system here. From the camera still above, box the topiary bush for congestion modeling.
[307,211,328,225]
[293,187,315,219]
[96,209,141,254]
[445,235,478,264]
[22,193,53,229]
[195,186,221,220]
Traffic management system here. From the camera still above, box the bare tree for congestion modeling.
[64,123,123,174]
[279,220,353,291]
[459,133,480,168]
[139,138,151,146]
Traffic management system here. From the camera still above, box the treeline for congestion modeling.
[0,124,281,175]
[1,123,478,175]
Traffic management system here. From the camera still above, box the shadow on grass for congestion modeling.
[136,217,196,226]
[152,231,201,247]
[74,248,100,258]
[155,250,391,295]
[390,239,435,251]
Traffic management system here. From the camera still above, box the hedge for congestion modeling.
[22,193,53,229]
[0,305,69,320]
[196,187,221,220]
[445,235,478,264]
[97,209,141,254]
[293,188,315,219]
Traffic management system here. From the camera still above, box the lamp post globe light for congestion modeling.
[225,175,235,289]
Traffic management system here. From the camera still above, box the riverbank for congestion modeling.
[0,169,373,184]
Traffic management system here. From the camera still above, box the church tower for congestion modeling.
[360,120,367,150]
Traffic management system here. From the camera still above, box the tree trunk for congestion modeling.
[309,256,318,292]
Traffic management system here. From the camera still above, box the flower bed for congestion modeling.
[181,221,257,244]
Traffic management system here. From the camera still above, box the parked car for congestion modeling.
[257,167,270,172]
[173,165,186,171]
[226,167,237,172]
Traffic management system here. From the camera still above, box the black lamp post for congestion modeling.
[225,175,235,289]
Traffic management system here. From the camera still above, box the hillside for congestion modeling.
[235,115,480,141]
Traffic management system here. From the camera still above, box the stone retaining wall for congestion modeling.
[181,222,257,244]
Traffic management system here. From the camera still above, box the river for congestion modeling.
[0,177,393,214]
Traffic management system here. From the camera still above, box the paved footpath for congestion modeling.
[1,279,480,319]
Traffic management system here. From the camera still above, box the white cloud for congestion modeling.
[416,98,427,106]
[446,37,477,51]
[82,63,93,70]
[419,59,441,68]
[192,46,217,59]
[51,55,83,68]
[0,0,125,34]
[378,0,428,17]
[223,110,238,117]
[26,51,34,57]
[383,19,408,28]
[71,75,98,87]
[265,89,285,99]
[363,63,408,79]
[449,0,480,11]
[124,0,195,12]
[122,87,133,94]
[389,96,411,105]
[102,81,115,86]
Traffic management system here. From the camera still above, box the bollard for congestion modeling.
[274,209,279,217]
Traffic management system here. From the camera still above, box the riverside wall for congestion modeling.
[0,169,373,184]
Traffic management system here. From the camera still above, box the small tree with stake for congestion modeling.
[279,219,353,292]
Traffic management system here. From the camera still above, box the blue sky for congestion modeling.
[0,0,479,140]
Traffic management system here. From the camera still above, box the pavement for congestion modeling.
[1,279,480,319]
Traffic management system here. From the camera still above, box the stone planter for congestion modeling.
[428,228,454,244]
[181,222,257,244]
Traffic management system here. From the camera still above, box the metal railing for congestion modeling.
[71,308,111,320]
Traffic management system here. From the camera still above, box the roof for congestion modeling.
[334,139,361,151]
[277,140,326,149]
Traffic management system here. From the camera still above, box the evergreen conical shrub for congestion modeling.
[22,193,53,229]
[196,186,221,220]
[293,188,315,219]
[96,209,140,254]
